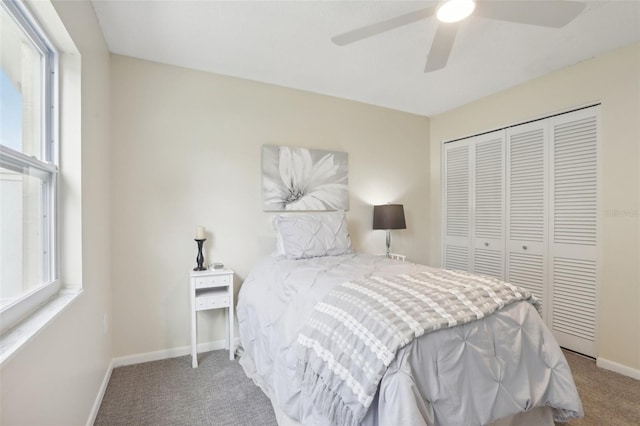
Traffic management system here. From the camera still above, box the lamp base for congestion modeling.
[385,230,391,258]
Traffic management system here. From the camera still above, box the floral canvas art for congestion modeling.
[262,145,349,211]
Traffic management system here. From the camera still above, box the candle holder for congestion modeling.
[194,239,206,271]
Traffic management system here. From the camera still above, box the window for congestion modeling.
[0,0,58,334]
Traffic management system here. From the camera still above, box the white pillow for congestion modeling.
[274,211,353,259]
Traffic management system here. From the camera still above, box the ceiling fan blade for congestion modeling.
[332,6,435,46]
[474,1,586,28]
[424,23,458,73]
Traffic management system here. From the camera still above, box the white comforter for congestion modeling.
[237,253,583,425]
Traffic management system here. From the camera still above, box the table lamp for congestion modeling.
[373,204,406,258]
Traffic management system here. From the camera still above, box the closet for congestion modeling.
[442,105,599,357]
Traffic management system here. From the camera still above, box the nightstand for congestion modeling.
[189,268,234,367]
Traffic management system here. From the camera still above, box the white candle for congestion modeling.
[195,226,205,240]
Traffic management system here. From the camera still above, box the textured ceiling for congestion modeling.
[92,1,640,116]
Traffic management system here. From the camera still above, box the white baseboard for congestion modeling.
[86,358,114,426]
[112,337,241,367]
[596,357,640,380]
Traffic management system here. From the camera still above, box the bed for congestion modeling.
[237,212,583,425]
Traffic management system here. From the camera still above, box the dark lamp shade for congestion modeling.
[373,204,406,230]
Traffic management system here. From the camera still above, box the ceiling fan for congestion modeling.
[332,0,586,72]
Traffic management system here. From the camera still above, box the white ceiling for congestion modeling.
[91,0,640,117]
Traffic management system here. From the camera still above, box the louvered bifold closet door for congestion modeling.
[472,131,505,279]
[443,140,472,272]
[549,107,599,357]
[506,121,549,322]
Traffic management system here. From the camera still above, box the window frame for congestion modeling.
[0,0,59,335]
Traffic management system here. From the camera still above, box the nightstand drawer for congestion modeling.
[195,274,230,289]
[195,293,230,310]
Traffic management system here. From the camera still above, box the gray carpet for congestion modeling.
[96,349,640,425]
[559,350,640,426]
[94,350,277,426]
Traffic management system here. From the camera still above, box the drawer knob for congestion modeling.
[484,242,489,247]
[522,245,528,250]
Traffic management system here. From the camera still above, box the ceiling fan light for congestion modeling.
[436,0,476,23]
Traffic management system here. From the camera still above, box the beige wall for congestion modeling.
[429,43,640,371]
[0,1,112,425]
[110,55,430,357]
